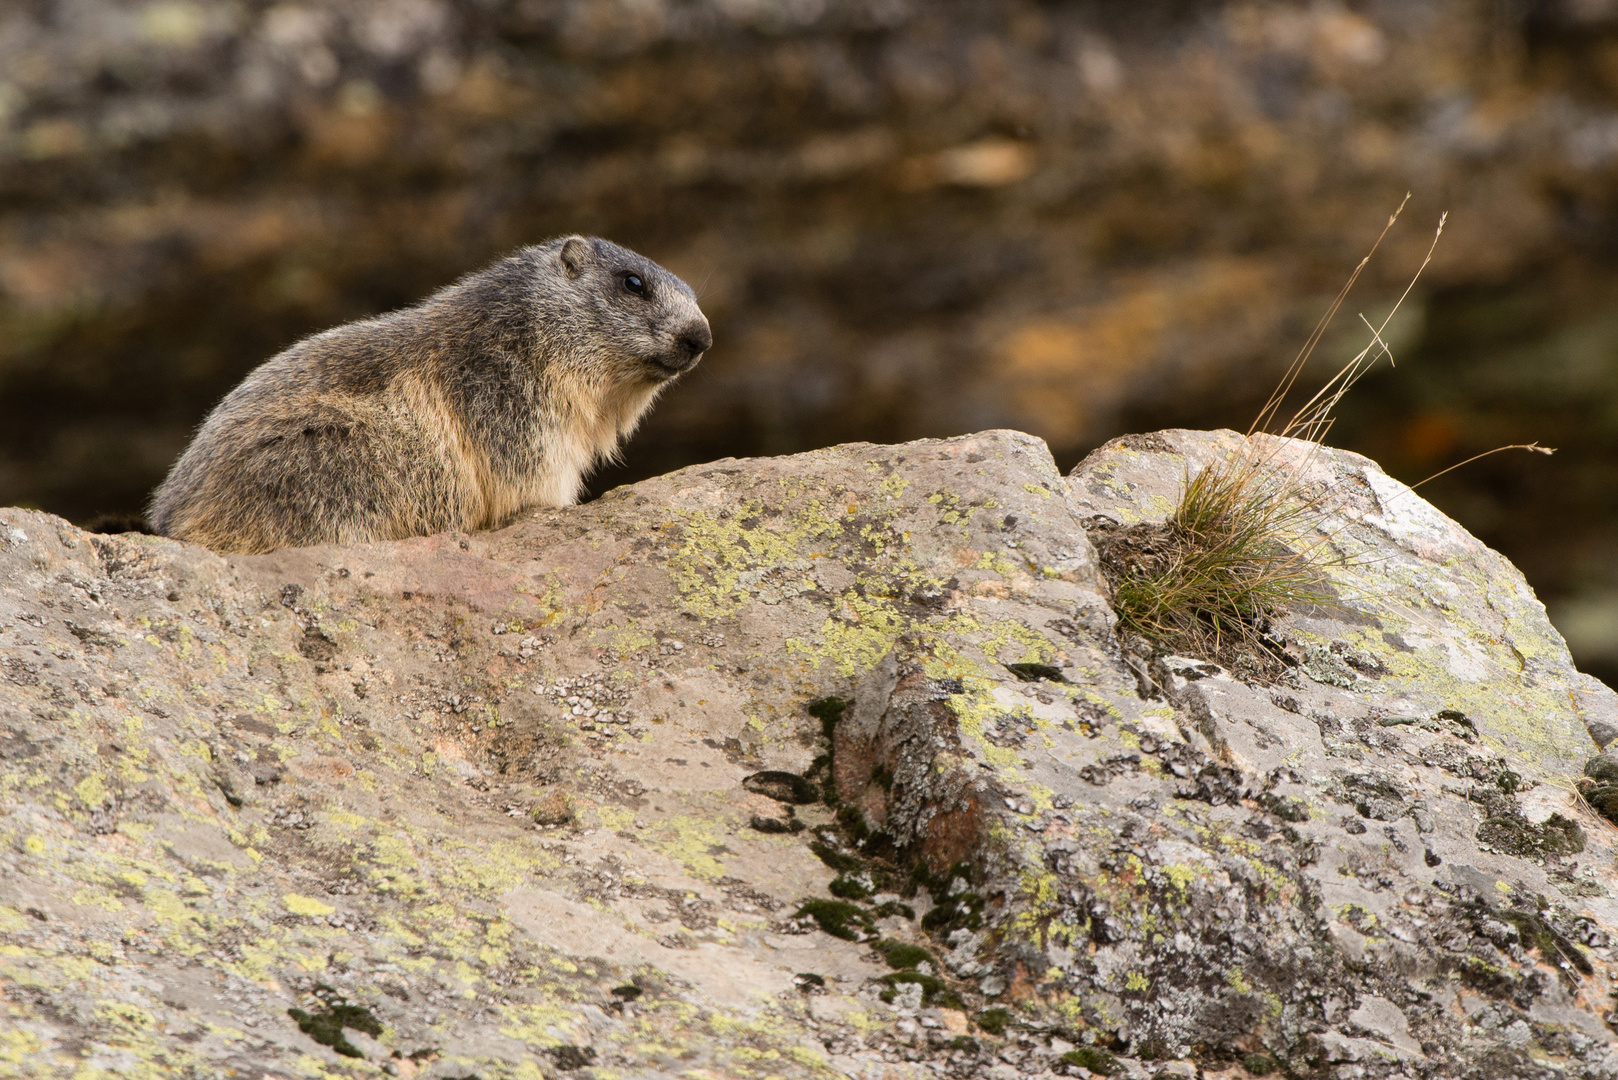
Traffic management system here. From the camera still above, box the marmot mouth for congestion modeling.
[643,321,710,378]
[646,350,704,377]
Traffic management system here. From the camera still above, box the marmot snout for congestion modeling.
[149,236,710,554]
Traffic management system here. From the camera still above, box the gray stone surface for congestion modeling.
[0,427,1614,1078]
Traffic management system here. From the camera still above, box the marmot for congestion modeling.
[149,237,711,554]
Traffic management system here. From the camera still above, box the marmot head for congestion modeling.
[534,236,712,383]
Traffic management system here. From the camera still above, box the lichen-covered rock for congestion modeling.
[0,428,1615,1079]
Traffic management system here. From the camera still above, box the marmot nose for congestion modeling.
[679,321,713,357]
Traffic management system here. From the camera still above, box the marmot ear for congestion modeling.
[559,237,589,278]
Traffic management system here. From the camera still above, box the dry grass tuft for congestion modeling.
[1099,196,1438,672]
[1096,443,1337,672]
[1099,197,1553,673]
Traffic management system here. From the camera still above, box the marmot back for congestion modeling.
[149,237,711,554]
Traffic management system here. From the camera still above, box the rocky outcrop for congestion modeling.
[0,428,1615,1079]
[5,4,1618,687]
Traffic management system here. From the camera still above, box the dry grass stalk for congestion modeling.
[1104,197,1446,668]
[1105,197,1554,669]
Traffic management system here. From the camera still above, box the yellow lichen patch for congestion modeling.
[788,591,909,677]
[643,814,733,881]
[94,1000,157,1035]
[926,491,971,529]
[364,834,424,895]
[1312,526,1592,768]
[433,839,534,897]
[70,887,124,913]
[939,662,1066,777]
[477,925,513,970]
[1142,493,1175,518]
[497,1000,582,1047]
[666,499,844,619]
[1008,849,1064,941]
[1162,863,1197,895]
[592,804,635,831]
[1069,689,1122,718]
[597,622,656,657]
[1333,904,1379,933]
[977,619,1057,663]
[284,893,335,917]
[0,1028,48,1069]
[876,471,911,499]
[975,550,1020,578]
[73,773,105,807]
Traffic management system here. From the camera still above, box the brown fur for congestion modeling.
[149,237,710,554]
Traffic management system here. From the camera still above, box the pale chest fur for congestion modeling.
[478,371,663,523]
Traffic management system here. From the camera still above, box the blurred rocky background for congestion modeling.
[0,0,1614,685]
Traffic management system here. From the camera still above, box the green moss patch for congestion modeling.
[1498,909,1594,977]
[794,898,876,941]
[808,696,850,740]
[872,939,936,969]
[1242,1053,1279,1075]
[872,899,916,920]
[1584,782,1618,824]
[808,839,867,874]
[876,970,963,1008]
[977,1007,1011,1035]
[829,874,875,900]
[748,813,801,834]
[835,804,875,845]
[921,888,984,933]
[1005,662,1067,683]
[910,861,985,933]
[1580,753,1618,825]
[741,770,819,804]
[1476,813,1585,860]
[548,1044,597,1070]
[286,985,383,1059]
[1061,1047,1121,1075]
[1260,792,1310,822]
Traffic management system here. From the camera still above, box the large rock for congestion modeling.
[1,428,1615,1079]
[7,4,1618,689]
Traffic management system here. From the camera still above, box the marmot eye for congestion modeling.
[623,273,646,296]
